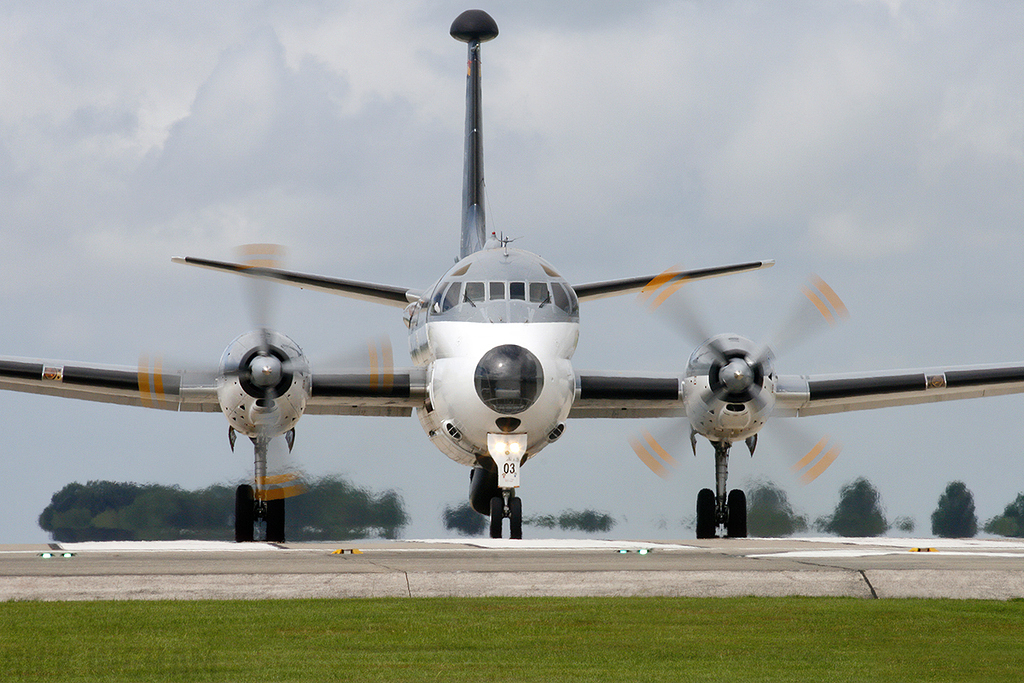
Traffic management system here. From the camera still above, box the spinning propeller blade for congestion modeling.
[630,270,849,484]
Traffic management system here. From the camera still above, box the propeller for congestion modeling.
[630,268,849,484]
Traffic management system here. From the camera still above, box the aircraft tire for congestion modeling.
[234,484,255,543]
[726,489,747,538]
[266,498,286,543]
[509,496,523,540]
[489,496,503,539]
[695,488,716,539]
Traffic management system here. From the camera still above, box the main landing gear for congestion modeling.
[234,484,286,543]
[234,434,287,543]
[695,440,748,539]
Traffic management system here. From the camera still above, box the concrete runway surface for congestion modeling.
[2,537,1024,601]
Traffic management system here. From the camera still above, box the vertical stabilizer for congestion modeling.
[451,10,498,259]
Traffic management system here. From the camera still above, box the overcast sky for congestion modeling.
[1,1,1022,542]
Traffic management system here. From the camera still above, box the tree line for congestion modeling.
[746,478,1024,539]
[39,475,1024,541]
[39,477,407,542]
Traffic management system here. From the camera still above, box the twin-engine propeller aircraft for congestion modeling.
[3,10,1024,542]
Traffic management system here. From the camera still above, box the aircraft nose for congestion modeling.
[474,344,544,415]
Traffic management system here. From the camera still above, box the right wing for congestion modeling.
[0,356,220,412]
[0,355,428,418]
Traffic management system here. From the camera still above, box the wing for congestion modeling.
[0,356,221,412]
[172,256,420,308]
[774,363,1024,417]
[0,355,428,418]
[573,260,774,302]
[568,363,1024,419]
[306,368,428,417]
[569,372,686,418]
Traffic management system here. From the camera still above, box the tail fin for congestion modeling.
[451,10,498,259]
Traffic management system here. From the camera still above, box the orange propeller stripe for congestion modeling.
[256,484,308,501]
[381,340,393,393]
[137,355,153,408]
[629,437,669,479]
[802,286,835,326]
[642,430,678,467]
[152,358,165,408]
[637,264,681,304]
[810,275,849,320]
[648,278,688,311]
[369,341,379,388]
[257,473,299,486]
[238,243,284,269]
[791,436,829,473]
[800,444,842,484]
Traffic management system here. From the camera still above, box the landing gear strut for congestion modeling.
[694,440,747,539]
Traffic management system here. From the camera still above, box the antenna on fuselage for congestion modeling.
[451,9,498,260]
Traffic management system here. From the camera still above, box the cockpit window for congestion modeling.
[465,281,485,303]
[441,282,461,312]
[529,282,549,304]
[426,252,580,324]
[551,282,570,312]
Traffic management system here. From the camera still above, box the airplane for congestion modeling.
[2,9,1023,542]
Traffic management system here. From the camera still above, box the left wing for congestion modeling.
[773,363,1024,417]
[569,372,685,418]
[569,363,1024,419]
[573,260,774,302]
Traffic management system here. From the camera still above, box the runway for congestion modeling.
[3,537,1024,601]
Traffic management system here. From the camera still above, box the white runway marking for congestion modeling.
[409,539,697,550]
[57,540,285,552]
[746,537,1024,559]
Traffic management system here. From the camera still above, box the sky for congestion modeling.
[1,0,1022,542]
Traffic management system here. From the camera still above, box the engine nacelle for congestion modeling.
[217,330,311,439]
[684,333,775,443]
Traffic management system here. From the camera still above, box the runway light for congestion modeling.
[638,548,650,555]
[40,552,53,559]
[617,549,630,553]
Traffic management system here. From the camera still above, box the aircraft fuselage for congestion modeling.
[408,244,579,471]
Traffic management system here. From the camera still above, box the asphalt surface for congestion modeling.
[2,537,1023,600]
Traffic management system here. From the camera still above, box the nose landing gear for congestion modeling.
[489,491,523,539]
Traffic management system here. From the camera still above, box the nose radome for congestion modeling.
[474,344,544,415]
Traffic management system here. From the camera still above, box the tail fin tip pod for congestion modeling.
[451,10,499,260]
[450,9,499,43]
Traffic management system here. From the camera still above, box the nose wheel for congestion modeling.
[489,491,523,539]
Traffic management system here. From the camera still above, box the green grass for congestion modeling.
[2,597,1022,682]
